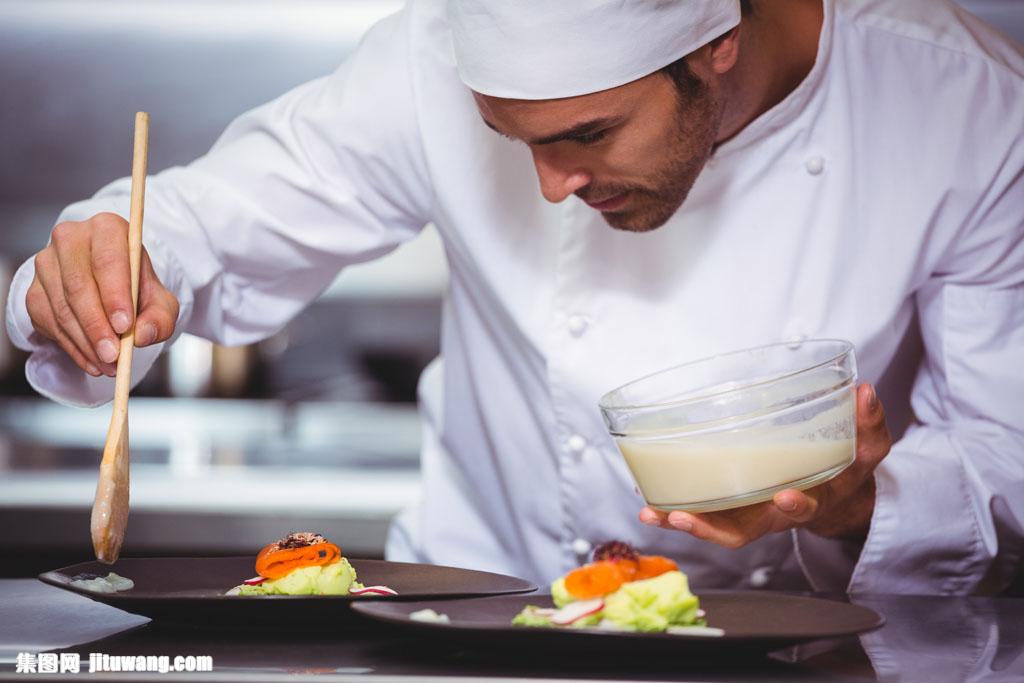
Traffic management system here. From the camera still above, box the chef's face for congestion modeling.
[474,65,723,232]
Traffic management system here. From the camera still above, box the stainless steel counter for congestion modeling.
[1,579,1022,682]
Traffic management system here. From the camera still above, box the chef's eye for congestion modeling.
[573,129,609,146]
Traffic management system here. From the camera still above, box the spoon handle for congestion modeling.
[113,112,149,410]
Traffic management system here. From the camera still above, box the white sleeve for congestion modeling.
[797,90,1024,595]
[5,7,433,408]
[850,198,1024,594]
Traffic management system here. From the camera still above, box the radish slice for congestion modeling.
[243,576,266,585]
[551,598,604,625]
[349,585,398,596]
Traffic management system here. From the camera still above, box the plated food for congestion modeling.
[226,532,397,597]
[513,541,720,635]
[353,591,884,657]
[41,556,535,628]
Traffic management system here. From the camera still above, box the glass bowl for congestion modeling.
[598,340,857,513]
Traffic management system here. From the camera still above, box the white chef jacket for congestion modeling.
[7,0,1024,594]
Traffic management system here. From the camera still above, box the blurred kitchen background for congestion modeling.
[0,0,440,575]
[1,0,1021,577]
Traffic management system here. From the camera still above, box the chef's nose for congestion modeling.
[531,149,590,203]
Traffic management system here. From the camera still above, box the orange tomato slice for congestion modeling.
[613,558,639,582]
[564,560,626,599]
[255,542,341,580]
[635,555,678,580]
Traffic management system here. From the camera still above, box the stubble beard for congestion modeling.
[597,84,723,233]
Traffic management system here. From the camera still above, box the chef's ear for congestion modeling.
[707,27,741,75]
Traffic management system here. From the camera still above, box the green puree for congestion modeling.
[603,571,701,631]
[513,570,703,632]
[234,558,360,596]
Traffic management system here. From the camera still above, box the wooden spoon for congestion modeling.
[91,111,149,564]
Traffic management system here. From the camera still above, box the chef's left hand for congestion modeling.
[639,383,891,546]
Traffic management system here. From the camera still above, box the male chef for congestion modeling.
[7,0,1023,593]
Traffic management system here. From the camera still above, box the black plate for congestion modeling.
[351,592,885,656]
[39,557,535,629]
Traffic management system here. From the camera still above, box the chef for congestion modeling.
[6,0,1023,594]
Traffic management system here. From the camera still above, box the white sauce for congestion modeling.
[665,625,726,637]
[409,608,450,623]
[70,572,134,593]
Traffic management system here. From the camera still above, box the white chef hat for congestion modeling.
[448,0,742,100]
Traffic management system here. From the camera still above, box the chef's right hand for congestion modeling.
[26,212,179,377]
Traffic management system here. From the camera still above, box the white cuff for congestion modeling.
[847,428,990,595]
[5,257,36,353]
[5,227,191,409]
[6,256,169,408]
[791,526,864,592]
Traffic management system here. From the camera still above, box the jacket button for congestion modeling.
[750,565,773,588]
[566,434,588,454]
[567,315,588,337]
[805,155,825,175]
[571,538,592,559]
[786,331,808,349]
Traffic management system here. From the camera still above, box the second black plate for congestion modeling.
[352,592,885,656]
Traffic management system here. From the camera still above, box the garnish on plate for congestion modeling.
[409,608,450,623]
[255,532,341,579]
[70,572,135,593]
[512,540,720,634]
[226,532,397,597]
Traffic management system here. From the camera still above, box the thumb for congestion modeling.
[134,248,180,347]
[852,383,892,476]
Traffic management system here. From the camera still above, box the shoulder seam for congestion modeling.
[837,7,1023,83]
